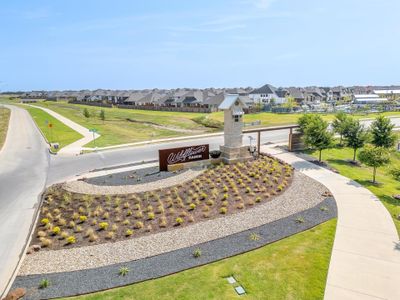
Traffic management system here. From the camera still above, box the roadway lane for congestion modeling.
[0,105,49,297]
[48,116,400,185]
[47,129,290,184]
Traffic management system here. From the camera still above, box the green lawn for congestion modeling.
[308,147,400,235]
[32,102,214,147]
[23,105,83,150]
[210,110,400,128]
[68,219,336,300]
[0,106,10,150]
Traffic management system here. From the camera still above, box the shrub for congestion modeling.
[249,233,261,241]
[72,212,79,220]
[58,218,67,226]
[188,203,196,210]
[75,225,83,233]
[255,196,262,203]
[39,279,50,289]
[99,222,109,230]
[245,187,251,193]
[102,212,110,219]
[159,217,167,228]
[41,218,50,225]
[111,224,118,232]
[220,207,227,214]
[147,212,155,220]
[66,235,76,244]
[106,231,115,239]
[79,215,87,223]
[122,219,130,226]
[126,209,133,216]
[51,226,61,235]
[91,219,98,226]
[39,237,52,247]
[37,230,46,238]
[89,233,98,242]
[134,221,144,229]
[236,202,244,209]
[175,217,184,225]
[85,228,94,237]
[135,211,143,219]
[123,202,130,209]
[221,200,229,207]
[119,266,130,276]
[222,193,228,200]
[145,225,152,232]
[68,221,75,229]
[193,248,202,258]
[125,229,134,236]
[60,231,69,239]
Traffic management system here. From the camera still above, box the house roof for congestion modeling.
[249,84,277,95]
[219,94,248,110]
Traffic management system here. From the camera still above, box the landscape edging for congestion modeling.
[12,197,337,300]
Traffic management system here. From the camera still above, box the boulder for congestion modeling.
[4,288,26,300]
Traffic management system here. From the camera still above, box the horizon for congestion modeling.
[1,0,400,91]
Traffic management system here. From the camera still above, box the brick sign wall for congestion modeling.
[158,144,209,171]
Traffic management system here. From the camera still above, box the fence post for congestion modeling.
[257,131,261,155]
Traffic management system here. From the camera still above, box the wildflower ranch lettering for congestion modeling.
[159,145,209,171]
[167,146,207,164]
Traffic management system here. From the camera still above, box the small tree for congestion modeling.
[332,111,350,146]
[298,114,318,134]
[283,96,296,112]
[303,116,334,162]
[358,145,390,183]
[99,109,105,123]
[370,115,395,148]
[344,119,369,161]
[83,108,90,119]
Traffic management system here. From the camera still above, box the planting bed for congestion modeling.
[32,155,293,250]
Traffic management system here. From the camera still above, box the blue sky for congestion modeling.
[1,0,399,91]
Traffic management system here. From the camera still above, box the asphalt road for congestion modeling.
[0,105,49,297]
[47,129,290,185]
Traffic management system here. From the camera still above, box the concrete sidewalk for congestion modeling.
[26,105,100,155]
[261,145,400,300]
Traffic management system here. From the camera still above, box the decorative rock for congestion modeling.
[393,194,400,200]
[26,244,41,254]
[4,288,26,300]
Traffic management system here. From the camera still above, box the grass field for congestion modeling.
[68,219,336,300]
[32,102,214,147]
[23,105,83,150]
[0,106,10,150]
[308,147,400,236]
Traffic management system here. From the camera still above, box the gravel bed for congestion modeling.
[20,171,329,275]
[64,168,205,195]
[84,166,188,186]
[12,197,337,300]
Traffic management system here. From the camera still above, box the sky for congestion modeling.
[0,0,399,91]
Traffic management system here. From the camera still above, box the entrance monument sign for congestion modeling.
[219,94,252,163]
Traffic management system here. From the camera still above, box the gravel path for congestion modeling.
[12,197,337,300]
[19,171,330,275]
[64,168,204,194]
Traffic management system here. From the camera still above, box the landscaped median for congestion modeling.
[11,155,337,299]
[0,106,10,150]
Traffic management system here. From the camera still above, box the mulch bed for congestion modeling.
[31,155,293,251]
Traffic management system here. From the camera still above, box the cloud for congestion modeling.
[244,0,277,9]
